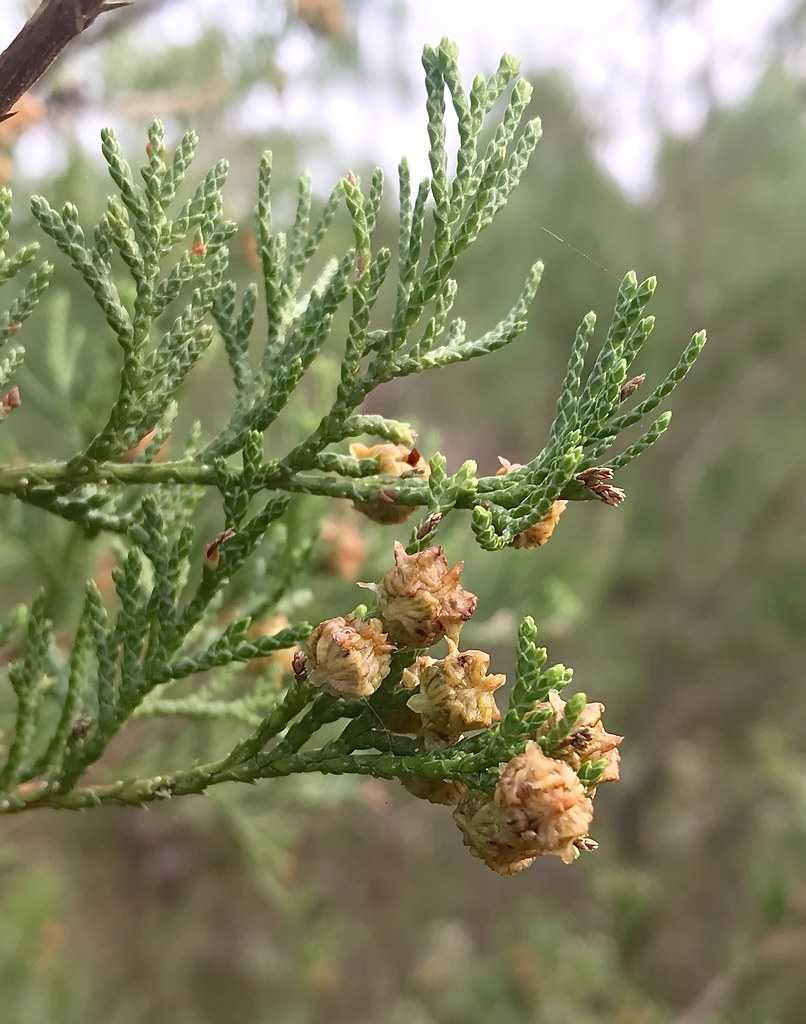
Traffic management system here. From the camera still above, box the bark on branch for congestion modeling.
[0,0,129,122]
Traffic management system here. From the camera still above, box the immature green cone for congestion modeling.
[403,638,504,747]
[454,741,595,873]
[306,615,393,699]
[373,542,477,648]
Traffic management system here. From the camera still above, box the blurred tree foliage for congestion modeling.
[1,1,805,1022]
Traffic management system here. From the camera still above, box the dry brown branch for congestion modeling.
[0,0,129,121]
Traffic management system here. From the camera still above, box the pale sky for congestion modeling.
[0,0,795,195]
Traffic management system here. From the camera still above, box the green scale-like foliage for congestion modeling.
[0,39,703,849]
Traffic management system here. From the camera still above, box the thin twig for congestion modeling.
[0,0,129,121]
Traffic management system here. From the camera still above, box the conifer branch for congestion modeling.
[0,39,704,874]
[0,0,129,122]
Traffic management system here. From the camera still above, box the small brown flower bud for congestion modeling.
[306,615,393,699]
[544,691,622,783]
[576,466,626,506]
[404,639,504,746]
[454,741,595,873]
[190,240,206,258]
[373,542,477,648]
[597,485,626,507]
[205,529,236,567]
[0,386,20,419]
[292,650,308,683]
[620,373,646,402]
[354,247,365,280]
[349,443,430,524]
[416,512,443,540]
[400,775,467,805]
[70,715,93,740]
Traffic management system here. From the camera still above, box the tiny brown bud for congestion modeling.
[355,247,365,279]
[416,512,443,540]
[70,715,93,740]
[596,485,627,506]
[620,374,646,402]
[190,240,206,258]
[6,322,20,335]
[576,466,626,506]
[577,466,614,486]
[205,528,236,567]
[0,386,20,418]
[292,649,308,682]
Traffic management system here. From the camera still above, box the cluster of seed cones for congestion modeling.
[300,541,622,874]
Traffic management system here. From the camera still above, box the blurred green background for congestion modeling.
[1,1,805,1022]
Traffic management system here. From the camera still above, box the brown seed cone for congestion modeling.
[454,742,595,872]
[510,500,567,549]
[497,458,567,548]
[350,443,430,524]
[375,541,477,648]
[306,615,393,699]
[404,639,504,747]
[543,691,622,783]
